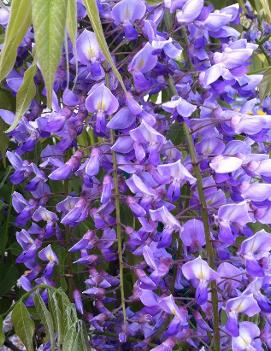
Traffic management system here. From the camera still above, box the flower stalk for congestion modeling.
[168,76,220,351]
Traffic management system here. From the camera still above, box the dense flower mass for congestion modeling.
[3,0,271,349]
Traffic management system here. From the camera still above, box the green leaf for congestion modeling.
[66,0,78,88]
[259,0,271,21]
[48,290,64,349]
[6,63,37,133]
[67,0,77,48]
[63,321,90,351]
[0,0,32,81]
[34,293,55,350]
[83,0,127,93]
[31,0,67,107]
[62,322,79,351]
[259,67,271,100]
[0,316,4,346]
[11,301,35,351]
[0,118,8,166]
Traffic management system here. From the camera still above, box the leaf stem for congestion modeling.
[110,129,127,326]
[182,123,220,351]
[104,72,126,327]
[168,76,220,351]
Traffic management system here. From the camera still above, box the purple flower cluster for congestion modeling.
[2,0,271,350]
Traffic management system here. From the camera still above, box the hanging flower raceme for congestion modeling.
[3,0,271,350]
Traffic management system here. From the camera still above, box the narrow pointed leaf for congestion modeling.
[0,0,32,81]
[62,322,79,351]
[67,0,77,47]
[31,0,67,107]
[260,0,271,21]
[48,290,64,349]
[6,64,37,133]
[34,293,55,351]
[0,118,8,166]
[66,0,78,87]
[11,301,35,351]
[83,0,127,93]
[259,68,271,100]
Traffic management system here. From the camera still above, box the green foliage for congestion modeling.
[259,68,271,100]
[12,301,35,351]
[67,0,78,48]
[259,0,271,21]
[34,293,56,350]
[10,287,90,350]
[31,0,67,108]
[6,63,37,133]
[0,88,15,164]
[67,0,78,87]
[0,118,8,166]
[0,0,32,81]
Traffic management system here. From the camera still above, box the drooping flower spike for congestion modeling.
[3,0,271,349]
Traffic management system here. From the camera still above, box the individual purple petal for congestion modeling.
[240,182,271,202]
[101,175,113,204]
[130,120,166,146]
[49,150,83,180]
[85,83,119,116]
[38,244,58,263]
[217,262,243,291]
[69,231,96,252]
[182,256,218,282]
[180,219,205,248]
[138,289,158,307]
[176,99,197,117]
[0,109,15,125]
[218,201,254,227]
[210,155,243,173]
[0,8,9,25]
[112,0,146,25]
[199,64,224,87]
[63,88,80,106]
[196,280,209,305]
[162,97,197,117]
[76,29,103,65]
[232,322,261,351]
[37,113,66,133]
[239,230,271,276]
[6,151,23,169]
[150,206,181,232]
[226,294,260,336]
[32,206,58,222]
[176,0,204,24]
[126,174,156,196]
[125,91,142,115]
[12,192,29,213]
[127,196,146,217]
[111,136,134,153]
[157,160,196,184]
[128,43,158,74]
[84,148,101,177]
[73,289,84,315]
[107,107,136,130]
